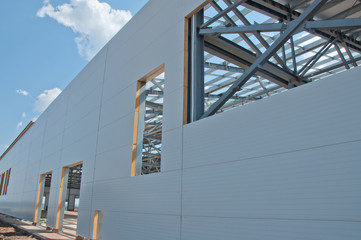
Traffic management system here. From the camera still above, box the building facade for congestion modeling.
[1,0,361,239]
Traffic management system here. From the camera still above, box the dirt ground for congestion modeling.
[0,220,36,240]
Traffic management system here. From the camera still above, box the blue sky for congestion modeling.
[0,0,148,153]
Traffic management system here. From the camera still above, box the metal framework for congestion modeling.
[136,75,164,175]
[44,173,52,188]
[187,0,361,119]
[45,165,82,189]
[68,164,82,189]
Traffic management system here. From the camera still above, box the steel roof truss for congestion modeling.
[201,0,328,118]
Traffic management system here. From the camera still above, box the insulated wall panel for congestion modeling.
[182,141,361,220]
[181,67,361,239]
[91,171,181,216]
[93,144,132,181]
[102,212,180,240]
[183,67,361,169]
[76,182,93,237]
[182,217,361,240]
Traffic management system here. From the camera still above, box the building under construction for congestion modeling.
[1,0,361,239]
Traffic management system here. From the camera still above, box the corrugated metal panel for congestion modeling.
[182,141,361,220]
[102,212,180,240]
[183,67,361,169]
[182,216,361,240]
[91,171,181,216]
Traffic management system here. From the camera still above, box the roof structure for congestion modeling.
[198,0,361,115]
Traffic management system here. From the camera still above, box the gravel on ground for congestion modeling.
[0,220,36,240]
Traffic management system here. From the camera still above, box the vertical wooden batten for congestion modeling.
[4,168,11,195]
[33,174,43,224]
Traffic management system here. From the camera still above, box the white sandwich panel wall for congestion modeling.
[38,151,60,176]
[182,217,361,240]
[0,1,194,236]
[45,170,60,229]
[182,141,361,219]
[163,87,184,133]
[181,68,361,239]
[2,0,191,234]
[93,144,132,182]
[91,171,181,216]
[65,86,102,130]
[102,212,180,240]
[60,134,98,182]
[76,181,93,237]
[183,67,361,169]
[96,113,134,155]
[20,190,37,220]
[164,49,185,94]
[161,126,183,172]
[80,154,96,185]
[99,82,136,129]
[185,0,210,15]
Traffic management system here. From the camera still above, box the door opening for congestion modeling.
[55,161,83,237]
[34,172,52,227]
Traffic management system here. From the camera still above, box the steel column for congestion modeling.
[189,10,205,122]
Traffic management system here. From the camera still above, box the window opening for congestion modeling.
[34,172,52,227]
[186,1,361,122]
[132,65,165,176]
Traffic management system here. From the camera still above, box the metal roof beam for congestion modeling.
[204,35,297,86]
[201,0,246,28]
[201,0,327,118]
[305,18,361,30]
[304,55,361,78]
[205,61,245,73]
[200,23,286,34]
[200,18,361,35]
[145,101,163,110]
[242,0,361,53]
[223,0,290,71]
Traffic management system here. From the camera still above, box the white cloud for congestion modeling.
[3,145,9,150]
[22,112,27,118]
[33,88,62,113]
[16,89,29,96]
[37,0,132,60]
[32,116,39,122]
[17,122,23,130]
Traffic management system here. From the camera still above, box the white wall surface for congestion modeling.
[182,68,361,239]
[1,0,361,239]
